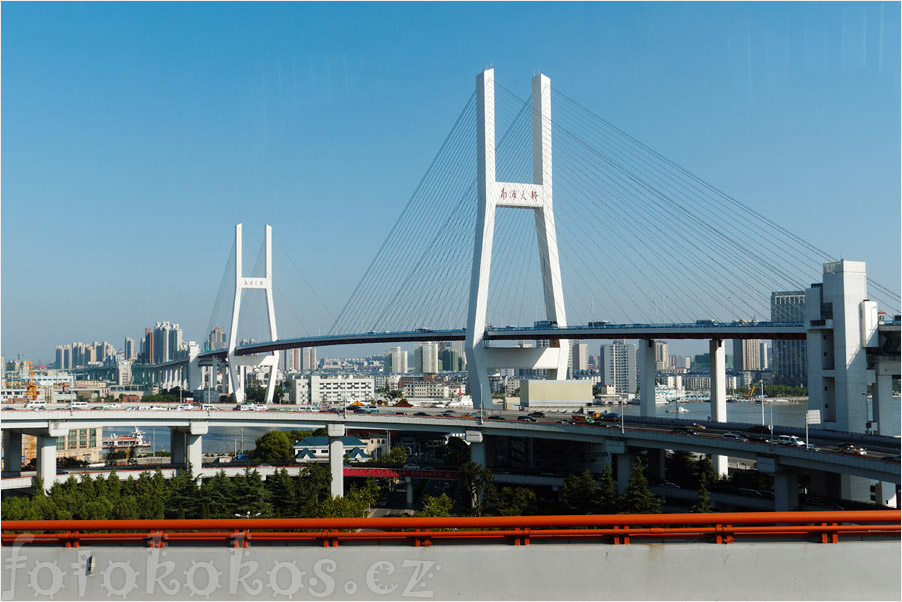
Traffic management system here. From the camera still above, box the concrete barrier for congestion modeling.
[3,542,898,600]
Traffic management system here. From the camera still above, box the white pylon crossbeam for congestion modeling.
[226,224,280,404]
[465,69,569,410]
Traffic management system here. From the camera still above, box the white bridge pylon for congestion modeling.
[227,223,280,404]
[466,69,569,409]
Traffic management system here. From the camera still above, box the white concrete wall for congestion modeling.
[2,542,898,600]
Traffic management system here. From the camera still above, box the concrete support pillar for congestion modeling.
[874,481,898,509]
[774,469,799,512]
[3,431,23,474]
[36,436,58,492]
[186,434,203,472]
[171,429,186,466]
[405,476,414,508]
[872,372,894,435]
[466,430,485,467]
[328,423,346,498]
[638,339,657,417]
[709,339,728,477]
[646,449,666,483]
[616,452,633,495]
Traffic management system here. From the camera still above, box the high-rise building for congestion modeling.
[449,340,467,369]
[571,342,588,377]
[771,290,807,386]
[654,340,669,371]
[759,341,769,370]
[384,347,408,374]
[601,340,637,394]
[302,348,317,371]
[124,337,136,361]
[206,327,227,351]
[414,343,439,374]
[733,338,762,371]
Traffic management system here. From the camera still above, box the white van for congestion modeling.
[201,404,218,411]
[777,435,804,447]
[25,399,47,410]
[67,400,88,410]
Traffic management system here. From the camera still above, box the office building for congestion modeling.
[771,290,807,386]
[733,338,762,371]
[570,342,588,378]
[206,327,227,351]
[414,343,439,374]
[601,340,637,394]
[302,348,317,371]
[654,340,669,371]
[123,337,137,361]
[384,347,408,374]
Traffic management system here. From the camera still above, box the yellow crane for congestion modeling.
[26,361,38,401]
[745,384,756,400]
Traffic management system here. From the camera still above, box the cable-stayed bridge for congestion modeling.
[188,69,897,430]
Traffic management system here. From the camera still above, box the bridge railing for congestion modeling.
[3,511,898,548]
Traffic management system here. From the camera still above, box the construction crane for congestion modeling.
[745,384,756,400]
[25,361,38,401]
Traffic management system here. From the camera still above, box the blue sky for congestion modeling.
[2,2,899,363]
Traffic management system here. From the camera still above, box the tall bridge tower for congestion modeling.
[227,223,280,404]
[466,69,568,409]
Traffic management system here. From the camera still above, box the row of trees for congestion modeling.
[1,465,379,521]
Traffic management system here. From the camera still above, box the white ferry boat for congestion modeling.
[102,427,152,450]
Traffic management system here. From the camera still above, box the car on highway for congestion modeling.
[747,425,771,434]
[413,412,429,416]
[527,411,545,418]
[745,434,770,443]
[777,435,804,447]
[672,426,698,435]
[839,443,867,456]
[402,463,421,469]
[722,432,748,441]
[518,416,537,422]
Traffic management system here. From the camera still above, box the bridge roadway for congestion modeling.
[3,408,898,490]
[199,321,806,359]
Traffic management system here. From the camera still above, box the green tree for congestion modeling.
[562,471,598,514]
[253,431,293,463]
[689,473,713,513]
[458,462,496,516]
[233,469,273,518]
[619,457,662,514]
[496,487,537,516]
[372,446,408,465]
[418,493,454,517]
[597,464,619,514]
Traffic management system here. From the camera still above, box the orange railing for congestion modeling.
[3,511,898,548]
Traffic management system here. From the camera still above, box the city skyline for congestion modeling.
[3,2,900,361]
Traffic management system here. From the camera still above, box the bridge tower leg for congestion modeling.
[709,339,728,477]
[639,339,657,417]
[466,69,568,409]
[226,224,281,404]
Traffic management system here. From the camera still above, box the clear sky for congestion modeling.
[2,2,900,363]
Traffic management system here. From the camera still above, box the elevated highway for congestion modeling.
[3,408,898,506]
